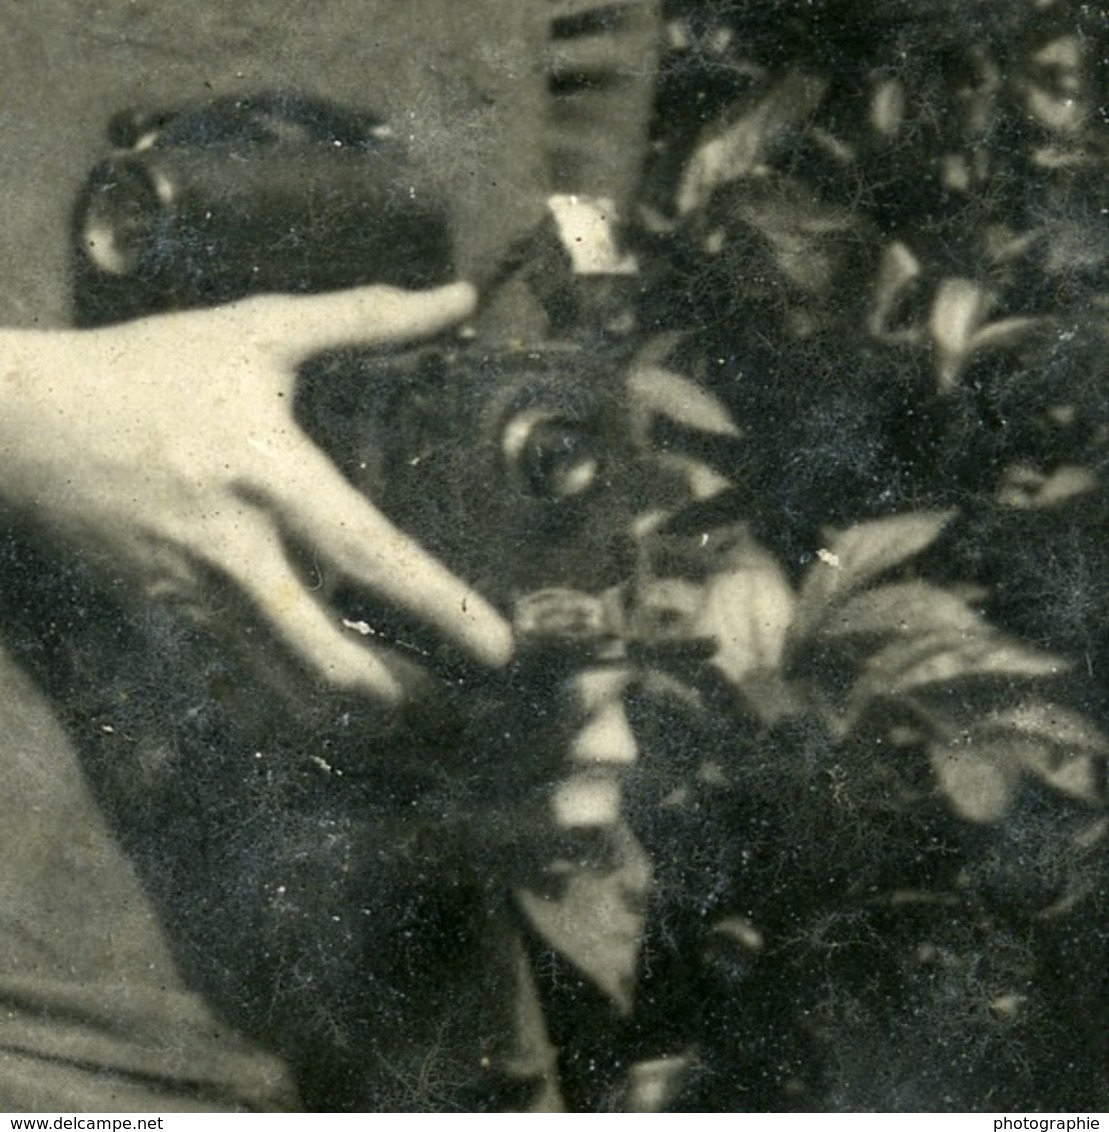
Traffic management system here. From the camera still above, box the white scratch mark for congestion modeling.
[341,618,376,637]
[816,548,842,569]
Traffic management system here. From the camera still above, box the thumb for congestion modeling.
[241,281,477,364]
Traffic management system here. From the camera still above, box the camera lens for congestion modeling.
[502,409,600,500]
[79,159,165,277]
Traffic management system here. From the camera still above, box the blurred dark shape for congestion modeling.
[72,92,452,326]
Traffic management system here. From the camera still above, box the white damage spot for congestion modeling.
[816,548,842,569]
[341,618,376,637]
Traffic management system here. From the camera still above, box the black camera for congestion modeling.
[72,92,641,622]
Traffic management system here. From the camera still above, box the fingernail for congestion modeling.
[470,613,515,668]
[439,280,478,315]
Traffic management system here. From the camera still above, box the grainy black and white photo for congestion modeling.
[0,0,1107,1113]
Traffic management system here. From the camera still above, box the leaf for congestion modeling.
[857,630,1065,700]
[929,708,1105,824]
[675,70,828,216]
[838,627,1069,736]
[929,737,1022,823]
[810,581,985,643]
[793,511,956,639]
[978,703,1109,755]
[627,365,741,439]
[928,277,1044,390]
[928,700,1106,823]
[516,825,651,1013]
[930,277,993,391]
[697,558,795,686]
[975,703,1106,805]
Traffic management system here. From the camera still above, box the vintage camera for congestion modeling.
[72,91,452,323]
[72,92,641,627]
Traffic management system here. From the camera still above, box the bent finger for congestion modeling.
[211,510,425,705]
[255,444,513,668]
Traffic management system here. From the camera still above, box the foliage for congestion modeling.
[562,2,1109,1109]
[611,506,1108,1110]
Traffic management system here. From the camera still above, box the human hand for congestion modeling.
[0,282,512,706]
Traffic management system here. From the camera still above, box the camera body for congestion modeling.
[73,92,640,615]
[298,341,636,612]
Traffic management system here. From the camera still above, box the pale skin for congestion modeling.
[0,282,512,707]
